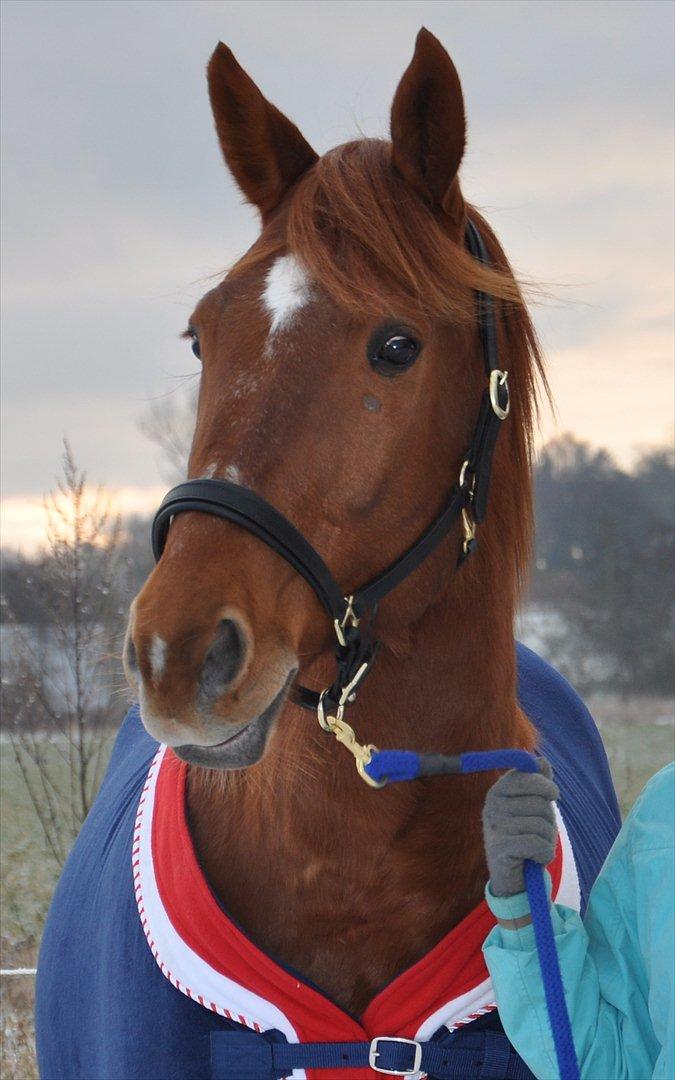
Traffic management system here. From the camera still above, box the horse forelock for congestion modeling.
[230,138,547,589]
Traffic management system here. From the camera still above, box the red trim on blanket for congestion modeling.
[150,749,564,1079]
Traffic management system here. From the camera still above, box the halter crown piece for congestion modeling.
[152,219,510,783]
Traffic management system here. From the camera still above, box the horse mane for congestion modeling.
[234,137,547,589]
[288,141,523,316]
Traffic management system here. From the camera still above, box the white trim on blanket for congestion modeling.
[134,748,581,1077]
[133,746,305,1079]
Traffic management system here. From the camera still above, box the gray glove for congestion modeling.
[482,759,559,898]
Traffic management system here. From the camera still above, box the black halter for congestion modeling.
[152,219,510,717]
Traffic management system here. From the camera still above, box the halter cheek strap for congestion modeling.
[151,218,509,722]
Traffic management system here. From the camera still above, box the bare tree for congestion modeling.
[2,442,128,865]
[138,384,197,483]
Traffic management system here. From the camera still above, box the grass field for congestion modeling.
[1,741,63,1080]
[0,733,116,1080]
[593,694,674,815]
[1,698,673,1078]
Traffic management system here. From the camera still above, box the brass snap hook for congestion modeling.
[316,697,385,788]
[333,595,360,647]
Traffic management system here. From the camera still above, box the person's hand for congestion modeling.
[482,759,559,898]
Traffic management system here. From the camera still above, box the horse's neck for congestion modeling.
[186,572,535,1012]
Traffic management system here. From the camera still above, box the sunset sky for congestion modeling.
[2,0,673,552]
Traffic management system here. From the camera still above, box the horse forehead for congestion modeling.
[262,253,314,335]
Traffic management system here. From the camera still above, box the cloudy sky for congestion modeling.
[2,0,673,550]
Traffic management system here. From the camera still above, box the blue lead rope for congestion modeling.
[365,747,581,1080]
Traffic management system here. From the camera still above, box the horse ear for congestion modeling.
[207,43,318,218]
[390,29,466,224]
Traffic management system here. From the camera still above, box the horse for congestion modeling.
[36,30,621,1080]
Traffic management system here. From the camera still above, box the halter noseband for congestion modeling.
[152,219,510,780]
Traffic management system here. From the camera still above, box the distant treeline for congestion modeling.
[2,435,673,695]
[2,513,153,629]
[530,436,674,693]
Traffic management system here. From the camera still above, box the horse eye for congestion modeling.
[188,330,200,360]
[380,335,418,366]
[368,327,421,376]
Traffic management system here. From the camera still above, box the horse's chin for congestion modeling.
[172,670,296,770]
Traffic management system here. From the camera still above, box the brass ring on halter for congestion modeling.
[489,369,510,420]
[317,689,337,732]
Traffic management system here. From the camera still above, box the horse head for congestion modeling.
[125,29,539,769]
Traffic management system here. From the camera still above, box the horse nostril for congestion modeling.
[199,618,247,704]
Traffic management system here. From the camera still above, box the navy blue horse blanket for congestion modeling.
[36,644,620,1079]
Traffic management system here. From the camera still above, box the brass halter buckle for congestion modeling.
[459,458,477,555]
[333,594,360,647]
[458,457,475,494]
[461,505,477,554]
[489,369,510,419]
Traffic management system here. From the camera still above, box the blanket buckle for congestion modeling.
[368,1035,423,1075]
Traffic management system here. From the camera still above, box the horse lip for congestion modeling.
[173,716,251,755]
[206,721,251,749]
[173,669,297,769]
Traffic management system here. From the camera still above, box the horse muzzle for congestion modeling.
[124,592,297,764]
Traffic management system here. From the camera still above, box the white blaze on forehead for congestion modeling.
[149,635,167,682]
[262,254,312,334]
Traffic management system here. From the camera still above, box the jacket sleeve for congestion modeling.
[482,768,674,1080]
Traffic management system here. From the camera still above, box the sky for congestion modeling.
[2,0,673,551]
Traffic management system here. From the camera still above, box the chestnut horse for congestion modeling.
[127,29,544,1014]
[127,30,585,1010]
[36,29,621,1080]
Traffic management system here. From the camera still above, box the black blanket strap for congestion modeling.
[210,1026,535,1079]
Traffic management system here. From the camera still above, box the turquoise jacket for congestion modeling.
[483,763,675,1080]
